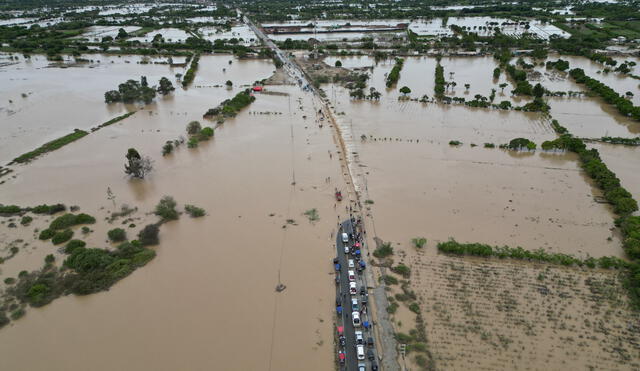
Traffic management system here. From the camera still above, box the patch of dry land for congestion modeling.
[384,250,640,370]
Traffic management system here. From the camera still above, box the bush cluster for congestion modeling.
[385,58,404,88]
[569,68,640,121]
[184,204,206,218]
[49,213,96,230]
[437,239,627,268]
[51,229,73,245]
[434,63,445,99]
[107,228,127,242]
[204,90,256,118]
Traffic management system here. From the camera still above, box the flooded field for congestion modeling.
[323,55,525,105]
[0,53,273,162]
[129,28,193,43]
[325,79,622,258]
[0,78,343,370]
[549,98,640,139]
[590,142,640,203]
[76,25,142,40]
[409,17,570,39]
[200,25,258,45]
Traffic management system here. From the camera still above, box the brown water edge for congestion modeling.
[0,85,345,370]
[0,53,275,162]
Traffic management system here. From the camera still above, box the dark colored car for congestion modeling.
[333,257,339,264]
[367,349,375,361]
[371,362,378,371]
[335,275,340,285]
[367,337,374,347]
[360,286,366,295]
[339,335,346,346]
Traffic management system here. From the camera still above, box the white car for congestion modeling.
[348,270,356,282]
[344,244,350,254]
[348,259,355,268]
[341,233,349,243]
[356,344,365,360]
[358,363,366,371]
[355,330,364,344]
[352,311,361,327]
[349,282,357,295]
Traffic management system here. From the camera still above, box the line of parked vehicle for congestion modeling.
[335,218,378,371]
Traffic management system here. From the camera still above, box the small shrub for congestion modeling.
[364,199,374,205]
[415,355,428,367]
[39,229,55,240]
[381,275,398,285]
[184,204,205,217]
[395,332,413,343]
[51,229,73,245]
[107,228,127,242]
[4,277,15,284]
[392,264,411,278]
[18,270,28,278]
[81,226,91,234]
[10,308,25,320]
[138,224,160,246]
[162,141,174,156]
[187,137,199,148]
[65,239,86,254]
[484,143,495,148]
[304,208,319,222]
[373,242,393,258]
[154,196,179,221]
[45,254,55,263]
[387,302,399,314]
[186,120,202,135]
[411,237,426,249]
[449,140,462,146]
[199,127,214,140]
[409,302,421,314]
[20,216,33,225]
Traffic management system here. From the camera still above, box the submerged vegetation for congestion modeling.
[385,58,404,88]
[203,89,256,119]
[11,129,88,164]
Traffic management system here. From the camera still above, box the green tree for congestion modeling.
[493,67,501,79]
[157,77,175,95]
[124,148,153,179]
[533,83,545,98]
[186,121,202,135]
[399,86,411,95]
[116,28,128,39]
[154,196,178,221]
[335,60,342,67]
[226,80,233,87]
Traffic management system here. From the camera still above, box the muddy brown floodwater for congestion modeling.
[0,56,346,370]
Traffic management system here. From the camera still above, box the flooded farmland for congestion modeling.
[0,54,273,162]
[2,3,640,369]
[0,66,343,369]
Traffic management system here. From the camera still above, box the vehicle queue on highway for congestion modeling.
[335,216,379,371]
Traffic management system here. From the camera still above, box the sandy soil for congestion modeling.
[392,250,640,370]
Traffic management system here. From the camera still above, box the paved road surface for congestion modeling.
[336,218,378,371]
